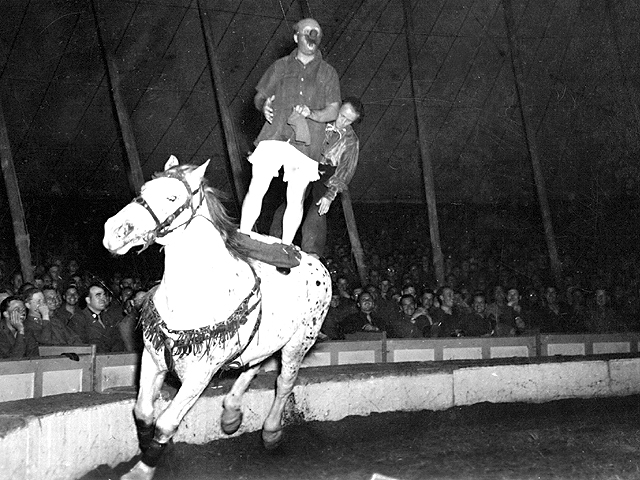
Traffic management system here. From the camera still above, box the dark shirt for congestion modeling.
[386,313,430,338]
[342,311,386,334]
[255,49,341,161]
[539,303,571,333]
[321,307,346,340]
[585,306,627,333]
[23,313,82,346]
[430,308,463,338]
[459,311,493,337]
[0,322,39,358]
[69,308,124,353]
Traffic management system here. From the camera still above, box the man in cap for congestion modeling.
[239,18,341,246]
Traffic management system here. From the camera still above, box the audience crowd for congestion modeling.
[0,261,150,359]
[1,208,639,358]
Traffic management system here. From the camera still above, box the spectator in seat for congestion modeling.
[343,292,385,334]
[539,285,570,333]
[386,294,430,338]
[23,287,81,346]
[367,284,400,325]
[0,296,38,358]
[69,282,125,352]
[565,287,588,333]
[585,288,627,333]
[59,284,80,325]
[319,294,346,341]
[431,286,464,337]
[486,285,515,333]
[459,291,493,337]
[119,289,148,353]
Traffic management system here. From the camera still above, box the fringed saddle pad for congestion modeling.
[140,270,262,364]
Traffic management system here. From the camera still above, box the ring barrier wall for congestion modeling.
[1,333,639,403]
[3,353,640,480]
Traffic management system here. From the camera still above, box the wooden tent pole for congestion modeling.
[402,0,445,287]
[90,0,144,194]
[502,0,562,286]
[0,101,34,283]
[198,1,246,212]
[341,189,368,287]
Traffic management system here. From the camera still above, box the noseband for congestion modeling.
[133,170,204,251]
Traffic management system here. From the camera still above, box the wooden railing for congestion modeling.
[1,332,638,403]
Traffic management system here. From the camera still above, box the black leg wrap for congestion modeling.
[141,439,168,468]
[135,418,156,452]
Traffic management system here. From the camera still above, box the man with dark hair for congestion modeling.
[0,296,38,358]
[342,292,386,334]
[240,17,341,246]
[23,287,81,346]
[69,282,124,352]
[271,97,364,258]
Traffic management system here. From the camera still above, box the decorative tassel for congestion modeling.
[140,271,262,365]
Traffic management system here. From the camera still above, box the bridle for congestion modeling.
[132,170,205,251]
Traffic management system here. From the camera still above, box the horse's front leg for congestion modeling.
[122,348,167,480]
[122,361,220,480]
[134,348,168,451]
[221,364,261,434]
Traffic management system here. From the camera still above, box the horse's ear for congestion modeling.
[193,159,210,179]
[185,159,210,190]
[164,155,179,171]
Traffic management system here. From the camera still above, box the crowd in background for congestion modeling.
[1,205,639,358]
[0,260,150,358]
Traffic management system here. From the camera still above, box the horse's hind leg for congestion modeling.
[221,364,261,434]
[262,331,315,450]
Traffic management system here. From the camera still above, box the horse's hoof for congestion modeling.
[221,408,243,435]
[262,428,283,450]
[120,461,156,480]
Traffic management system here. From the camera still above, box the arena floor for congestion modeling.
[83,394,640,480]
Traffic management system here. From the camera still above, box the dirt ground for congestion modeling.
[84,394,640,480]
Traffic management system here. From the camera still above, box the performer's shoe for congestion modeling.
[276,267,291,275]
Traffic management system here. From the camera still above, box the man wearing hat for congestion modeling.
[240,18,341,247]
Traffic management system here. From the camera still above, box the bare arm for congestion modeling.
[294,102,340,123]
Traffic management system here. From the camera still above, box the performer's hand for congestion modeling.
[316,197,332,216]
[263,95,275,123]
[294,104,311,118]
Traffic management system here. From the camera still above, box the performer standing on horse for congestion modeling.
[239,18,341,246]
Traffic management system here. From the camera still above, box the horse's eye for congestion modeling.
[168,195,177,202]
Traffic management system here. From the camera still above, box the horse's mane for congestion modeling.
[155,165,251,263]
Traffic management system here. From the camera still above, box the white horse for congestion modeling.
[103,156,332,480]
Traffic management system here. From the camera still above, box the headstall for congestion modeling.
[132,170,204,251]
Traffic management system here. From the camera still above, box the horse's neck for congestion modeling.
[156,216,252,329]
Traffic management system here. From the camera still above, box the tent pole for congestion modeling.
[402,0,445,287]
[90,0,144,195]
[502,0,562,286]
[198,0,246,214]
[0,100,34,283]
[340,189,368,287]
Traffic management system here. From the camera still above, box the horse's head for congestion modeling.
[103,156,210,255]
